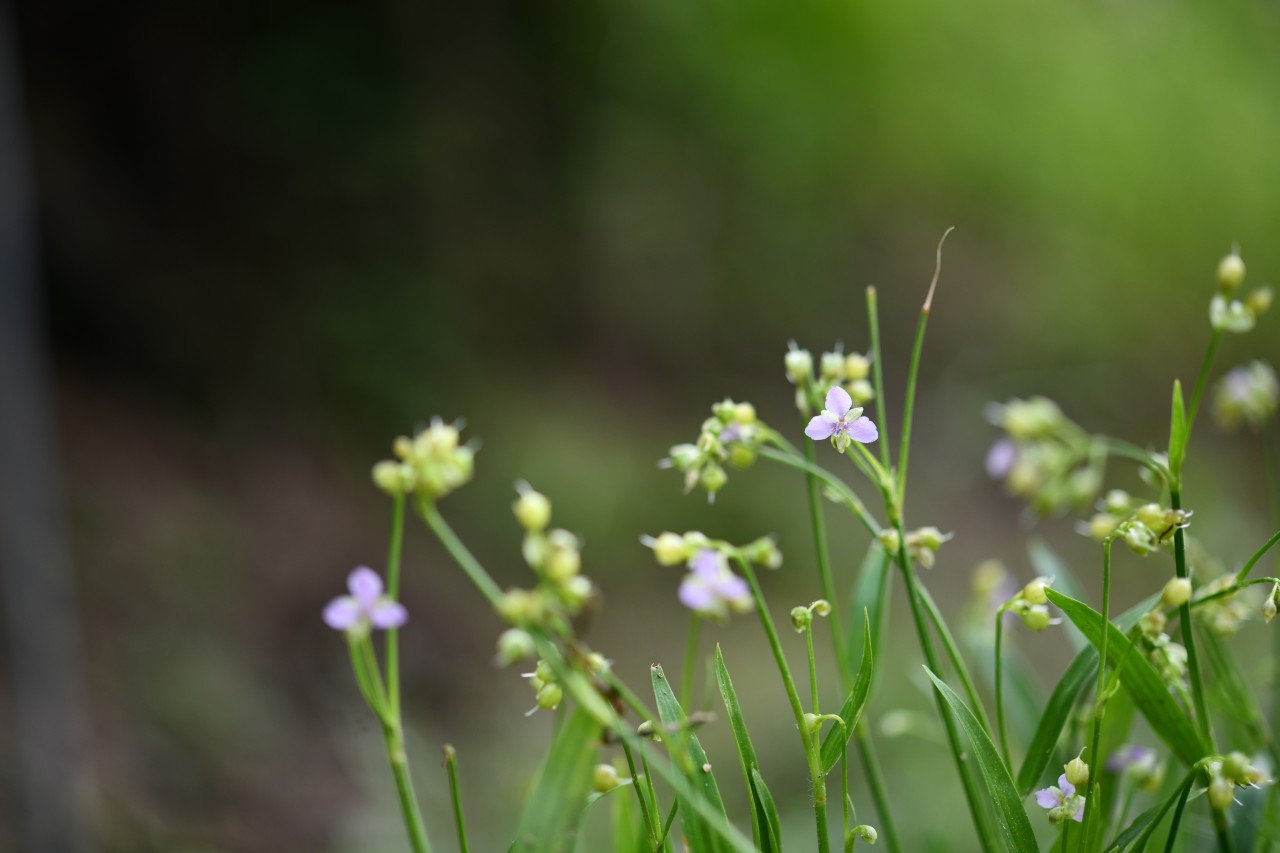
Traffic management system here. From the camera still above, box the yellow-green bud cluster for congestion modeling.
[791,599,831,632]
[1213,361,1279,433]
[663,399,763,500]
[373,419,475,500]
[988,398,1106,516]
[785,341,875,414]
[905,526,952,569]
[1004,575,1058,631]
[1207,751,1267,812]
[526,659,563,712]
[1210,250,1270,334]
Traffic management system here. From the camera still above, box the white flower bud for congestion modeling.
[845,353,871,381]
[1065,756,1089,788]
[791,606,812,632]
[820,351,845,381]
[785,345,813,383]
[1217,251,1246,292]
[1209,774,1234,811]
[513,484,552,532]
[732,402,757,424]
[592,763,620,793]
[1161,577,1192,608]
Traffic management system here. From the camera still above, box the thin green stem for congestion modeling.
[386,727,432,853]
[1212,808,1237,853]
[1233,527,1280,584]
[917,584,992,735]
[1171,490,1212,745]
[680,613,701,710]
[758,443,882,537]
[866,286,892,471]
[386,493,406,711]
[442,746,470,853]
[994,608,1010,766]
[416,500,503,608]
[1162,775,1195,853]
[1083,538,1115,850]
[854,721,900,853]
[619,739,661,850]
[348,636,388,723]
[735,555,830,853]
[804,438,848,677]
[806,623,821,713]
[1184,327,1223,440]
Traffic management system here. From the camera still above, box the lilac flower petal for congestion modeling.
[1058,775,1075,798]
[824,385,853,418]
[348,566,383,605]
[805,414,837,440]
[1070,800,1085,822]
[678,577,716,612]
[369,600,408,630]
[323,596,362,630]
[844,416,878,444]
[1034,787,1061,809]
[690,549,724,577]
[714,573,751,606]
[985,439,1016,478]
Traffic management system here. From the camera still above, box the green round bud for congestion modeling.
[495,629,536,666]
[392,435,414,460]
[560,576,594,610]
[592,763,620,793]
[1218,252,1246,292]
[732,402,757,424]
[820,351,845,381]
[1208,774,1234,811]
[513,486,552,532]
[1022,578,1050,606]
[856,825,878,845]
[802,712,822,734]
[668,443,701,471]
[728,444,757,469]
[1022,605,1052,631]
[848,379,874,405]
[650,532,689,566]
[785,346,813,383]
[1103,489,1132,513]
[1088,513,1120,542]
[544,546,581,583]
[1065,756,1089,788]
[372,460,405,495]
[1223,752,1251,782]
[496,588,541,624]
[878,528,901,553]
[1247,286,1273,315]
[699,463,728,493]
[845,353,871,381]
[811,599,832,617]
[536,683,563,710]
[586,652,611,675]
[1161,577,1192,608]
[791,606,811,632]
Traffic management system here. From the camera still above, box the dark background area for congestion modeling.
[3,0,1279,850]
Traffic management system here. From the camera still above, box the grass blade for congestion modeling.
[821,613,874,772]
[1044,589,1208,768]
[1017,646,1097,796]
[713,645,778,852]
[508,707,600,852]
[925,668,1038,853]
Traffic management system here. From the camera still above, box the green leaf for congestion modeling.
[1044,589,1208,767]
[925,668,1039,853]
[844,542,891,688]
[1105,771,1198,853]
[509,706,600,852]
[1168,379,1188,479]
[749,768,781,853]
[651,664,732,853]
[713,645,778,853]
[1017,645,1097,796]
[611,780,647,853]
[820,613,875,772]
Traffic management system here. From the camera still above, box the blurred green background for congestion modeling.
[6,0,1280,850]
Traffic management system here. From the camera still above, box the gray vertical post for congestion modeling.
[0,7,93,852]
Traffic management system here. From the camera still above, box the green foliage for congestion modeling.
[713,646,781,853]
[508,707,600,853]
[819,615,875,773]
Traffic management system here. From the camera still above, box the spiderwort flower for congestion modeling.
[805,386,878,452]
[678,549,752,620]
[323,567,407,635]
[1034,774,1085,824]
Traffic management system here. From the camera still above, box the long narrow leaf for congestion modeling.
[821,614,874,772]
[652,664,732,853]
[1017,647,1097,795]
[1044,590,1209,767]
[713,646,777,852]
[750,768,781,852]
[509,707,600,852]
[925,668,1038,853]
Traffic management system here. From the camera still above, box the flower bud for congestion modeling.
[1022,577,1050,606]
[1022,604,1053,631]
[513,484,552,532]
[592,763,620,793]
[1161,577,1192,608]
[728,443,757,469]
[372,460,403,495]
[878,528,901,554]
[1065,756,1089,788]
[699,463,728,494]
[742,536,783,570]
[1264,585,1278,624]
[1218,251,1246,292]
[667,443,701,471]
[1223,752,1251,782]
[648,532,689,566]
[812,599,832,617]
[820,351,845,381]
[536,682,563,710]
[1103,489,1132,513]
[392,435,414,459]
[785,345,813,383]
[855,825,878,844]
[732,402,757,424]
[1087,513,1120,542]
[585,652,610,675]
[845,353,871,381]
[791,606,812,632]
[1211,294,1257,334]
[495,628,536,666]
[1209,774,1234,811]
[496,588,542,624]
[1248,286,1273,315]
[1124,523,1158,556]
[848,379,874,405]
[803,712,822,734]
[559,576,594,610]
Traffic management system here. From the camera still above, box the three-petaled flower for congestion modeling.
[1034,774,1086,825]
[323,566,408,635]
[678,549,753,620]
[805,386,878,452]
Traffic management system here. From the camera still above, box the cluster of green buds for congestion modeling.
[1210,249,1272,334]
[1194,573,1255,636]
[497,483,595,624]
[790,599,832,632]
[878,526,952,569]
[1207,751,1268,811]
[372,419,476,500]
[662,398,764,501]
[1135,606,1189,689]
[785,341,874,416]
[523,659,563,714]
[1213,361,1279,432]
[1001,576,1060,631]
[1083,492,1191,555]
[986,398,1105,516]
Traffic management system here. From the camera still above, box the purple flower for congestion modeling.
[323,566,408,633]
[1034,774,1085,824]
[1106,745,1156,775]
[985,438,1017,479]
[678,549,753,619]
[805,386,877,450]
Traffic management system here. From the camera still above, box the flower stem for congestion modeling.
[1233,527,1280,584]
[917,584,992,735]
[804,437,848,676]
[866,286,892,471]
[621,739,663,850]
[1082,537,1115,850]
[386,493,406,713]
[735,555,830,853]
[806,622,821,714]
[1171,490,1213,745]
[385,725,432,853]
[442,746,470,853]
[1184,327,1223,439]
[416,500,503,608]
[994,608,1010,766]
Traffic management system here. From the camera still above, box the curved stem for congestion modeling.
[757,444,882,537]
[804,438,847,677]
[1233,527,1280,584]
[1185,327,1223,438]
[1171,490,1212,745]
[416,500,503,608]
